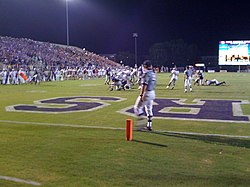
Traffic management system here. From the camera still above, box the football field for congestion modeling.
[0,72,250,186]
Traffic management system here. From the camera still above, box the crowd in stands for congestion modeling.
[0,36,120,82]
[0,36,121,84]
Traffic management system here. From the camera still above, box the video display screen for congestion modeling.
[219,40,250,65]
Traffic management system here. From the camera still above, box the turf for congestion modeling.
[0,72,250,186]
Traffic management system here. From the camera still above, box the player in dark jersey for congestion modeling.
[104,67,111,85]
[194,70,204,86]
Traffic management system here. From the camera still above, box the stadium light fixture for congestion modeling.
[133,33,138,66]
[66,0,70,46]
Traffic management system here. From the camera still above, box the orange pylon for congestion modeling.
[126,119,133,141]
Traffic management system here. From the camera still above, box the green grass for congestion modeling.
[0,72,250,186]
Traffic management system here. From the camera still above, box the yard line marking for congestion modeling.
[0,120,250,139]
[0,175,41,186]
[80,84,101,86]
[0,120,125,130]
[26,90,47,93]
[154,130,250,139]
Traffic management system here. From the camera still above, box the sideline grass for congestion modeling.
[0,72,250,186]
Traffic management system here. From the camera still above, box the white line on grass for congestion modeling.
[154,130,250,139]
[0,120,250,139]
[0,120,125,130]
[0,175,41,186]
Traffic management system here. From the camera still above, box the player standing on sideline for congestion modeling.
[137,64,144,89]
[134,60,156,131]
[104,67,111,85]
[166,66,179,89]
[32,68,40,85]
[184,65,193,93]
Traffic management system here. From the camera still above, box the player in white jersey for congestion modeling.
[166,67,179,89]
[205,79,226,86]
[130,67,138,85]
[1,69,10,85]
[137,65,144,89]
[10,69,18,85]
[134,60,156,131]
[184,66,193,93]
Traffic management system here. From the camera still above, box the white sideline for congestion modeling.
[0,120,125,130]
[0,175,41,186]
[154,130,250,139]
[0,120,250,139]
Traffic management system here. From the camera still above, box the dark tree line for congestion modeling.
[149,39,200,67]
[115,39,201,68]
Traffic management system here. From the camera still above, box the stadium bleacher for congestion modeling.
[0,36,120,70]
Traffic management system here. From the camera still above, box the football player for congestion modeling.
[166,66,179,89]
[184,66,193,92]
[134,60,156,131]
[205,79,226,86]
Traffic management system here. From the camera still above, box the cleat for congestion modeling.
[144,126,152,131]
[137,113,144,118]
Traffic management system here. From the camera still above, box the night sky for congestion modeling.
[0,0,250,55]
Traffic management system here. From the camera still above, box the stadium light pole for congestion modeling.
[133,33,138,67]
[66,0,70,46]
